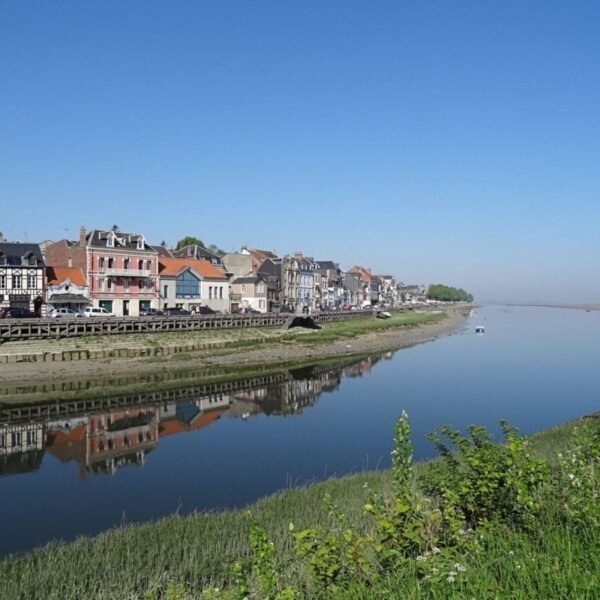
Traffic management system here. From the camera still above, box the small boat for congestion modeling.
[475,325,485,334]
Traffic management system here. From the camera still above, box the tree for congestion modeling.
[175,236,205,251]
[427,284,473,302]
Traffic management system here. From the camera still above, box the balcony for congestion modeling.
[105,268,152,278]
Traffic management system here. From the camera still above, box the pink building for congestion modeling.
[46,227,159,316]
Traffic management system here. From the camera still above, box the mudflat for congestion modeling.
[0,307,470,389]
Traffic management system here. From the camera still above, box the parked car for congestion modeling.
[49,308,81,318]
[196,305,218,316]
[163,307,191,317]
[81,306,114,318]
[0,307,36,319]
[139,307,163,317]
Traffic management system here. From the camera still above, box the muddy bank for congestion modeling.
[0,307,470,390]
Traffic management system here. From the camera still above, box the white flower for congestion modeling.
[448,571,457,577]
[432,547,441,554]
[508,550,514,556]
[454,563,467,572]
[568,473,575,480]
[447,575,455,583]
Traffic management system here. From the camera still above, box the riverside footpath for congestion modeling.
[0,306,470,391]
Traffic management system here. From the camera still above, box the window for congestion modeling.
[208,286,213,299]
[0,433,5,448]
[107,278,113,290]
[257,283,264,293]
[27,274,36,288]
[108,258,114,268]
[0,275,5,289]
[241,284,245,293]
[12,274,22,289]
[176,271,201,297]
[219,286,223,299]
[98,278,105,291]
[147,260,152,270]
[99,257,105,269]
[123,278,129,291]
[28,255,37,266]
[11,431,21,446]
[124,258,130,269]
[138,259,144,270]
[0,253,6,265]
[27,429,37,445]
[107,236,114,248]
[138,279,144,290]
[163,285,168,298]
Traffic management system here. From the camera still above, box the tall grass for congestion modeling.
[1,418,598,599]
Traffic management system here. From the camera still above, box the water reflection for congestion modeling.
[0,355,384,480]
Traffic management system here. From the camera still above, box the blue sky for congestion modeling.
[1,1,599,302]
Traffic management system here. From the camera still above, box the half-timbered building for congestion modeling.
[0,243,45,315]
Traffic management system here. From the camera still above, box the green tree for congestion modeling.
[175,236,205,251]
[427,284,473,302]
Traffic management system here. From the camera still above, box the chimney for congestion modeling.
[79,226,86,246]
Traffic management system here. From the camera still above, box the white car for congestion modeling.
[81,306,114,318]
[49,308,81,318]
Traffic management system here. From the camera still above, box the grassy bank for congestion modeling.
[1,416,598,599]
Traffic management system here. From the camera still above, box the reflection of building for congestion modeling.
[87,408,159,475]
[1,355,389,482]
[46,407,159,476]
[229,366,344,418]
[159,395,229,437]
[0,422,45,476]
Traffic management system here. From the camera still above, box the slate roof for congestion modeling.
[86,230,157,252]
[155,245,174,258]
[315,260,337,270]
[158,257,227,279]
[174,245,223,262]
[0,243,44,266]
[232,276,265,285]
[257,258,281,278]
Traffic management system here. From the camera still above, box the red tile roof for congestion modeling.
[349,266,372,282]
[46,267,87,286]
[159,257,227,279]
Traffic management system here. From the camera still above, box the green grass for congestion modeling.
[1,418,598,599]
[283,311,445,345]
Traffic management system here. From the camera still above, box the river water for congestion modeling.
[0,305,598,556]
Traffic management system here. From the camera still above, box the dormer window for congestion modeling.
[107,232,115,248]
[0,253,6,266]
[136,236,145,250]
[22,252,37,266]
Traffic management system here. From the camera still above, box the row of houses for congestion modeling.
[0,228,427,317]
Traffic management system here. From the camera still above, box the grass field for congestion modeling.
[1,417,598,599]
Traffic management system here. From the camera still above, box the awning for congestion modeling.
[48,294,91,304]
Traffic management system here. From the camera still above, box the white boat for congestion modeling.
[475,325,485,334]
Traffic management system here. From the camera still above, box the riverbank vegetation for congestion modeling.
[427,284,473,302]
[1,416,598,599]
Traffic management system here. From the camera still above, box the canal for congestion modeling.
[0,305,598,556]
